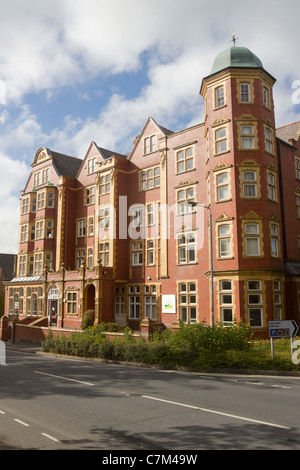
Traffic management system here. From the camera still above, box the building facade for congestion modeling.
[5,46,300,337]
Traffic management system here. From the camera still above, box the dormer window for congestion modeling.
[34,172,41,187]
[88,158,97,174]
[42,168,50,184]
[144,135,156,154]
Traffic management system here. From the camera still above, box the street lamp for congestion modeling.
[186,201,214,327]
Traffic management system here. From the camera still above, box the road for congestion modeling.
[0,343,300,453]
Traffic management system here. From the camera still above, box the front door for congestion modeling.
[50,300,58,325]
[47,287,60,326]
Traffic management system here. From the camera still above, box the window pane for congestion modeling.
[216,128,226,139]
[248,280,261,290]
[245,224,258,234]
[243,184,257,197]
[221,294,232,304]
[249,308,262,326]
[219,225,230,236]
[218,185,229,200]
[220,280,232,291]
[216,140,227,153]
[241,125,254,135]
[217,173,228,185]
[220,238,231,257]
[222,308,233,323]
[243,171,256,181]
[246,238,259,255]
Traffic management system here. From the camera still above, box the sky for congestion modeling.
[0,0,300,254]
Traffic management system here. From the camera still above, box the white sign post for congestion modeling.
[268,320,299,359]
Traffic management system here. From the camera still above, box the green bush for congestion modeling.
[159,320,254,353]
[41,322,300,373]
[81,310,95,329]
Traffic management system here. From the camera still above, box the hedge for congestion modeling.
[41,321,300,373]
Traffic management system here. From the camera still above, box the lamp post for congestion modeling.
[187,201,214,327]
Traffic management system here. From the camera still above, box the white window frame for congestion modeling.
[215,85,225,108]
[218,224,231,258]
[132,241,143,266]
[240,83,250,103]
[144,295,157,321]
[177,186,195,215]
[176,147,194,173]
[240,125,255,149]
[129,294,140,319]
[178,232,196,264]
[270,224,279,257]
[245,223,260,256]
[99,242,110,267]
[216,172,229,201]
[215,127,227,154]
[178,282,197,323]
[77,219,86,238]
[144,135,157,154]
[265,128,273,154]
[220,280,233,325]
[76,249,86,268]
[243,171,257,198]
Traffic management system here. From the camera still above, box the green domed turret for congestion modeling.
[210,46,263,75]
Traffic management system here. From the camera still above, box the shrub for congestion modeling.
[81,310,95,329]
[41,322,300,373]
[164,320,254,353]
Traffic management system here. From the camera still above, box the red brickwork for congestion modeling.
[4,48,300,341]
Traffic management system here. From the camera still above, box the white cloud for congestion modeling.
[0,0,299,253]
[0,106,47,156]
[0,154,29,253]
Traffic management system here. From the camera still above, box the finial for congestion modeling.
[230,30,239,47]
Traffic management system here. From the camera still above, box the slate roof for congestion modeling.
[0,254,17,281]
[276,121,300,144]
[92,142,128,160]
[285,262,300,276]
[50,151,83,178]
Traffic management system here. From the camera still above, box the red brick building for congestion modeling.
[5,46,300,337]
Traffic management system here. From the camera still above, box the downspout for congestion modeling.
[276,139,287,262]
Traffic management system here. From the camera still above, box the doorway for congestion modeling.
[47,287,60,326]
[86,284,95,314]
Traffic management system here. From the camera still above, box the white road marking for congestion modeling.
[14,418,29,427]
[142,395,291,430]
[41,432,60,443]
[35,370,95,386]
[0,410,5,414]
[245,381,265,386]
[271,384,292,389]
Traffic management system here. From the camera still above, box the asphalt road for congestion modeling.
[1,343,300,453]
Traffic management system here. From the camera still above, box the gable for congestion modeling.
[129,117,173,164]
[76,141,128,184]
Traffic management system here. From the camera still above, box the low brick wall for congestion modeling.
[12,323,80,345]
[3,316,167,345]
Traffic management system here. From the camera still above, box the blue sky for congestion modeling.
[0,0,300,253]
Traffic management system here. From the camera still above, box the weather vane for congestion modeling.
[230,31,239,47]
